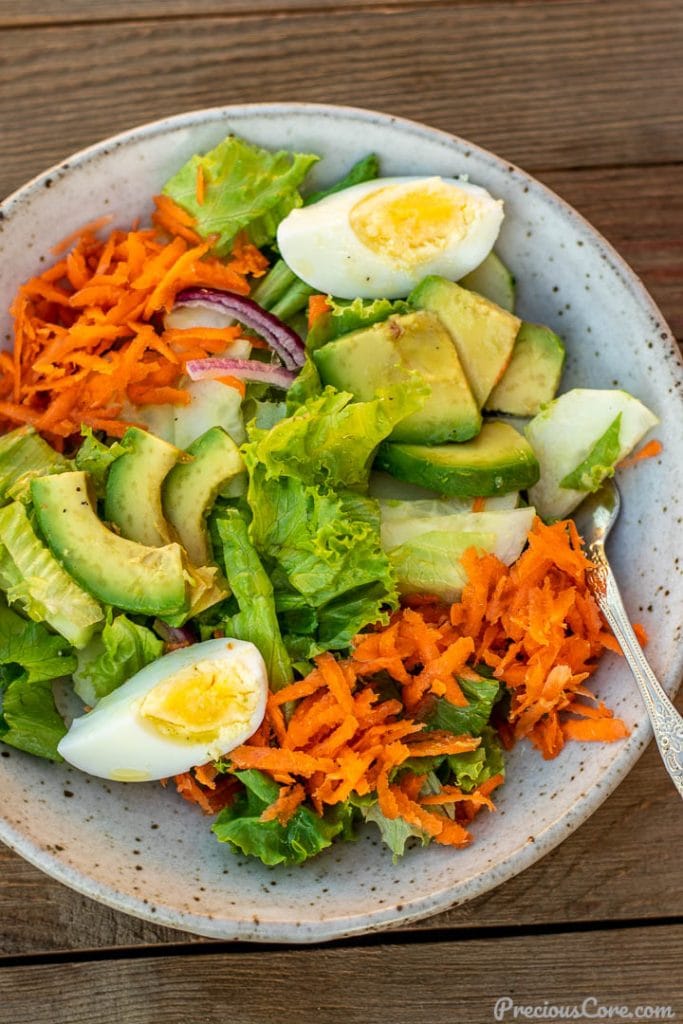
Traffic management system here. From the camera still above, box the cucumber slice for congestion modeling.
[105,427,182,547]
[381,506,535,557]
[0,501,103,648]
[485,322,566,417]
[376,421,540,498]
[388,530,494,602]
[526,388,659,520]
[458,251,516,313]
[163,427,245,566]
[377,493,519,520]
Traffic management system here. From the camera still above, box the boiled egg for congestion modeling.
[57,638,268,781]
[277,176,504,299]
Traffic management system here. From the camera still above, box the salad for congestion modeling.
[0,134,660,867]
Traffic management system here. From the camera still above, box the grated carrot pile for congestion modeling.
[353,517,631,761]
[0,203,268,445]
[175,519,634,840]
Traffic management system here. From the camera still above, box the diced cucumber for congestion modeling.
[376,421,540,498]
[381,506,536,558]
[409,275,520,407]
[485,322,565,417]
[458,251,516,313]
[526,388,659,520]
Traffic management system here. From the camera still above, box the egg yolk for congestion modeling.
[349,178,476,268]
[138,658,258,743]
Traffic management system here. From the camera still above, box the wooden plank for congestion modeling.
[2,0,460,26]
[0,0,681,192]
[0,925,681,1023]
[1,730,681,955]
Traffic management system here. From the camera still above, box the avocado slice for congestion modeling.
[105,427,183,547]
[313,310,481,443]
[32,471,189,619]
[376,421,540,498]
[485,322,566,417]
[409,276,521,407]
[163,427,245,566]
[0,500,103,648]
[459,251,516,313]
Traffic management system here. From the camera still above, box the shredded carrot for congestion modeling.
[633,622,649,646]
[307,293,331,329]
[0,210,269,442]
[195,164,206,205]
[471,496,486,513]
[51,214,114,255]
[174,766,239,815]
[260,783,305,826]
[617,438,663,469]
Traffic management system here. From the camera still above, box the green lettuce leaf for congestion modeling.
[0,427,71,506]
[423,675,502,737]
[162,135,318,255]
[72,612,164,705]
[447,726,506,792]
[0,598,77,684]
[75,428,131,498]
[0,675,67,761]
[212,509,293,691]
[306,296,411,352]
[245,384,426,491]
[212,769,355,866]
[362,801,429,861]
[0,600,73,761]
[304,153,379,206]
[560,413,622,492]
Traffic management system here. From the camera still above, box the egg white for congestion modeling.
[277,176,504,299]
[57,638,268,781]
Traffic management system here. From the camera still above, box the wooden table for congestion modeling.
[1,1,681,1020]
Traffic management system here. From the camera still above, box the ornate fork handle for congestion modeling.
[587,542,683,799]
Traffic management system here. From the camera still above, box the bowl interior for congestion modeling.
[0,104,681,942]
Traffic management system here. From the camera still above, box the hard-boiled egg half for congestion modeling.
[57,638,268,781]
[277,176,504,299]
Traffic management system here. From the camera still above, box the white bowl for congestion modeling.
[1,104,681,943]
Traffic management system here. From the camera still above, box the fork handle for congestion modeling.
[587,545,683,799]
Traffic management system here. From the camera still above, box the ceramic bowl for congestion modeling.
[0,104,681,943]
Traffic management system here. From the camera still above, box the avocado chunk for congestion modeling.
[313,310,481,443]
[0,426,72,506]
[32,471,189,619]
[459,251,516,313]
[376,421,540,497]
[0,500,103,648]
[485,322,565,417]
[105,427,182,546]
[409,276,521,407]
[163,427,245,566]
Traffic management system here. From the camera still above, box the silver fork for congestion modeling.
[573,479,683,798]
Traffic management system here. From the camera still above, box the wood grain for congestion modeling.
[1,925,681,1024]
[1,732,681,956]
[0,0,682,196]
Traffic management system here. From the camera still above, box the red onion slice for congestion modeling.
[186,357,297,390]
[174,287,305,370]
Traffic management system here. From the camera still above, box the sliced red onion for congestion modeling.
[186,357,297,390]
[153,620,197,646]
[174,287,305,371]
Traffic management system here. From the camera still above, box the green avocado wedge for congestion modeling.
[485,322,566,417]
[458,251,516,313]
[163,427,245,567]
[375,421,540,498]
[32,471,189,619]
[105,427,183,547]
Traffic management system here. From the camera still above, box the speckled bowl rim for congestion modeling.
[0,103,681,944]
